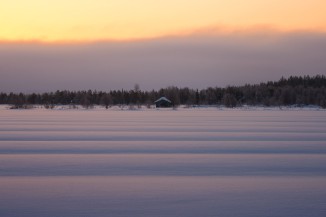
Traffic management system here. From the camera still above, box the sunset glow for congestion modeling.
[1,0,326,42]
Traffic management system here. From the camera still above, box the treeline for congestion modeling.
[1,75,326,109]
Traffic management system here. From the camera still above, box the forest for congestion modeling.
[1,75,326,109]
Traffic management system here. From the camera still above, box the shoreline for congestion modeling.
[1,104,324,111]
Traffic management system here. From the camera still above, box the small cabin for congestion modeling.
[155,97,172,108]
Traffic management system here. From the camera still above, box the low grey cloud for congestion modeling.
[1,31,326,93]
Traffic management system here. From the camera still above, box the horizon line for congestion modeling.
[1,26,326,45]
[1,74,324,94]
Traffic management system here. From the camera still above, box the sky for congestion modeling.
[1,0,326,92]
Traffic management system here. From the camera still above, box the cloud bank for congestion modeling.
[1,31,326,93]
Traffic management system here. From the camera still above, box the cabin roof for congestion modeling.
[155,97,171,103]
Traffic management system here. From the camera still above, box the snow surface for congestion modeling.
[0,108,325,217]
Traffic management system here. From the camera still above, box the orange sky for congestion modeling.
[1,0,326,42]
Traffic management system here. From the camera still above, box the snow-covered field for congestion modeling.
[0,108,325,217]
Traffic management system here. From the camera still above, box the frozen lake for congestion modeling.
[0,108,326,217]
